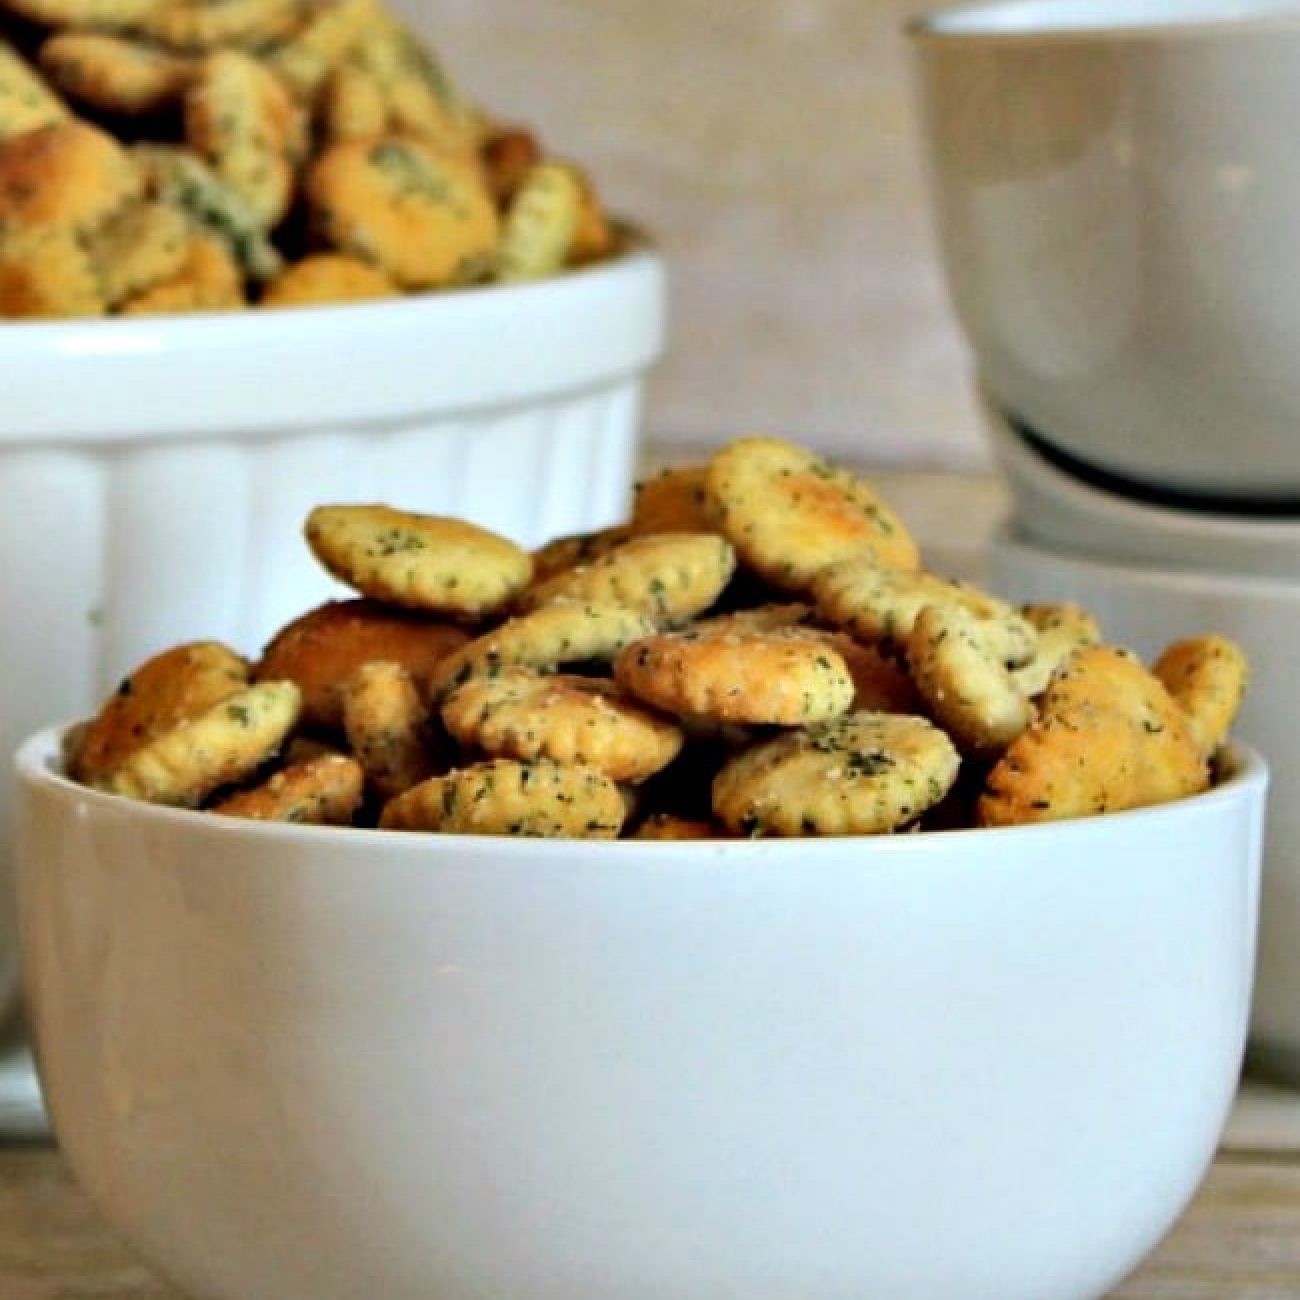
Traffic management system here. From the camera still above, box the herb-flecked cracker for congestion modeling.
[379,757,626,838]
[613,624,856,726]
[441,668,683,783]
[703,435,920,590]
[812,553,1036,665]
[977,645,1209,827]
[97,679,302,806]
[428,600,656,701]
[306,134,498,289]
[712,710,961,837]
[1151,634,1248,761]
[517,532,737,625]
[305,503,533,618]
[906,602,1034,756]
[211,751,364,824]
[69,639,249,784]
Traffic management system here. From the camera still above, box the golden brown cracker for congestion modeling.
[704,435,920,589]
[305,503,533,618]
[441,668,683,783]
[613,625,855,726]
[211,751,364,824]
[978,645,1209,826]
[97,679,302,807]
[518,532,737,625]
[379,758,626,838]
[260,251,396,306]
[254,597,470,730]
[306,134,498,289]
[712,710,961,837]
[1151,634,1249,760]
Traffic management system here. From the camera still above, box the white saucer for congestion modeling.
[980,394,1300,580]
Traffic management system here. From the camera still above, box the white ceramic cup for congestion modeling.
[0,247,665,1025]
[910,0,1300,501]
[988,528,1300,1084]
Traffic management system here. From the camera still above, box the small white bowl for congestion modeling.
[910,0,1300,500]
[987,528,1300,1082]
[0,243,665,1023]
[16,725,1265,1300]
[979,394,1300,579]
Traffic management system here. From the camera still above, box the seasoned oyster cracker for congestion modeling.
[629,812,720,840]
[211,751,364,824]
[613,625,855,726]
[97,679,302,806]
[703,435,920,589]
[906,603,1034,756]
[1,0,163,29]
[267,0,376,98]
[86,198,192,306]
[254,599,471,728]
[1012,602,1103,699]
[712,711,960,837]
[379,758,626,838]
[1151,634,1249,761]
[184,48,306,229]
[38,33,193,116]
[305,504,533,618]
[134,0,304,53]
[496,159,582,282]
[441,668,683,783]
[340,659,435,801]
[0,39,68,138]
[134,144,283,280]
[69,640,249,784]
[0,119,142,232]
[629,465,713,537]
[306,135,498,289]
[517,533,737,625]
[429,601,656,700]
[260,252,396,306]
[118,232,245,313]
[530,526,634,586]
[0,223,104,316]
[812,553,1036,666]
[978,645,1209,826]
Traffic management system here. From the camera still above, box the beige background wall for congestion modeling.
[395,0,986,469]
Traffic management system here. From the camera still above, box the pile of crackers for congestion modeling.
[63,434,1250,839]
[0,0,614,316]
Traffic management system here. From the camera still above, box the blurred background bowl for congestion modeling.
[910,0,1300,503]
[979,394,1300,579]
[987,528,1300,1084]
[0,242,665,1023]
[17,724,1264,1300]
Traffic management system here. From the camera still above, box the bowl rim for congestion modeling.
[907,0,1300,43]
[0,230,665,445]
[14,721,1269,860]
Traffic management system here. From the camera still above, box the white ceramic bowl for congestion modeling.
[979,394,1300,579]
[0,243,665,1024]
[987,528,1299,1083]
[16,725,1265,1300]
[910,1,1300,501]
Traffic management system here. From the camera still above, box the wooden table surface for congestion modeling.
[3,1110,1300,1299]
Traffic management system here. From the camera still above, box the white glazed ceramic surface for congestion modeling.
[988,529,1300,1082]
[17,727,1265,1300]
[911,1,1300,499]
[980,396,1300,578]
[0,245,665,1024]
